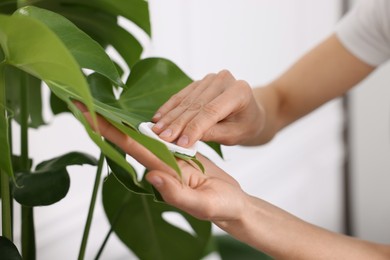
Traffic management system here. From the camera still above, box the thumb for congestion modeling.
[146,171,183,205]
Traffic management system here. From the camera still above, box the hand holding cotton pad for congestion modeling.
[138,122,198,157]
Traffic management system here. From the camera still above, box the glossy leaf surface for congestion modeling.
[14,6,122,86]
[103,173,212,260]
[13,152,97,206]
[0,13,95,113]
[0,236,22,260]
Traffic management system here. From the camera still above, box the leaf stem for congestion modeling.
[94,193,131,260]
[0,63,12,241]
[20,72,36,260]
[1,171,12,240]
[78,153,105,260]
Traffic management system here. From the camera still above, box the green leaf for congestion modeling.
[0,0,17,15]
[65,0,151,36]
[14,6,122,86]
[11,154,33,174]
[215,235,273,260]
[122,58,193,121]
[103,173,212,260]
[106,158,147,194]
[174,153,205,174]
[0,13,96,116]
[93,58,193,129]
[62,7,143,68]
[35,151,97,171]
[0,236,22,260]
[104,142,148,194]
[68,101,144,189]
[13,152,97,206]
[13,168,70,207]
[50,91,69,115]
[205,141,224,158]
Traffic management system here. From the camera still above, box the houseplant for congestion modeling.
[0,1,221,259]
[0,1,271,259]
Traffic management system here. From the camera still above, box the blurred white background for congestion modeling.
[8,0,390,259]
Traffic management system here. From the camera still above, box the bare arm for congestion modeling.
[76,101,390,260]
[146,155,390,260]
[152,33,375,146]
[252,33,375,144]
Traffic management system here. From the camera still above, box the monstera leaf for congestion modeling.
[13,152,97,207]
[29,0,147,68]
[102,173,212,260]
[0,9,95,178]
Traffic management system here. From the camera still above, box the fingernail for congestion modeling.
[153,112,161,120]
[177,135,189,147]
[154,121,164,130]
[149,176,164,187]
[160,128,172,138]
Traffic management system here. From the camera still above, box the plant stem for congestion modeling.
[78,153,105,260]
[0,63,12,241]
[20,72,36,260]
[94,193,131,260]
[1,171,12,240]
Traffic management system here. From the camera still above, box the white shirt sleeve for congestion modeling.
[335,0,390,67]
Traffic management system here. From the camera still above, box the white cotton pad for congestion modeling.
[138,122,198,157]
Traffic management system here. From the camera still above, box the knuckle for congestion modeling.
[187,100,203,111]
[178,98,192,109]
[217,69,232,80]
[233,80,252,102]
[186,121,202,134]
[169,93,184,105]
[202,73,217,81]
[202,102,220,119]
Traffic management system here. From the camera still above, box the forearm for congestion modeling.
[215,195,390,259]
[249,34,374,145]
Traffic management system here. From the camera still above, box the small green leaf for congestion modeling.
[191,157,205,173]
[103,174,212,260]
[0,236,22,260]
[13,152,97,206]
[13,168,70,207]
[205,141,224,158]
[35,151,97,171]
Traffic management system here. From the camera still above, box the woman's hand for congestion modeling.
[151,70,265,147]
[146,154,249,222]
[75,101,248,222]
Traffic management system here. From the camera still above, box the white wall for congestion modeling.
[149,0,343,232]
[345,0,390,244]
[7,1,344,259]
[349,63,390,244]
